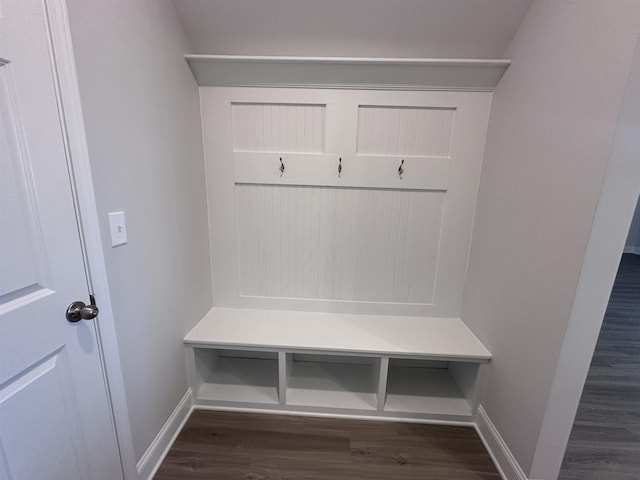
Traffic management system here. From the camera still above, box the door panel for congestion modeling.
[0,1,122,479]
[0,349,87,480]
[0,57,51,311]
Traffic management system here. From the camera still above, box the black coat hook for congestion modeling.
[338,158,342,178]
[279,157,285,177]
[398,159,405,179]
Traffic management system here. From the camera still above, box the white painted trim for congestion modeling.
[186,54,510,91]
[186,307,492,362]
[529,35,640,480]
[43,1,137,478]
[187,54,512,66]
[623,245,640,255]
[194,404,475,427]
[137,389,194,480]
[474,406,527,480]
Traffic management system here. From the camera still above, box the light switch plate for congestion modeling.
[108,211,127,247]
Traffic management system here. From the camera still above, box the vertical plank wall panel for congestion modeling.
[232,103,325,153]
[202,87,492,314]
[357,105,455,157]
[236,185,444,304]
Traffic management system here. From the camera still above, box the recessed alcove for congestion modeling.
[182,57,501,422]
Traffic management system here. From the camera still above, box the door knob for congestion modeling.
[66,300,99,322]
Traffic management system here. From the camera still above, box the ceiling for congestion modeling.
[171,0,533,59]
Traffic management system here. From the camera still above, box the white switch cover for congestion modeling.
[108,211,127,247]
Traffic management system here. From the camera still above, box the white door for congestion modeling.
[0,1,123,479]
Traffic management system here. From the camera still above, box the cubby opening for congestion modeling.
[383,358,478,417]
[285,354,379,411]
[193,348,280,405]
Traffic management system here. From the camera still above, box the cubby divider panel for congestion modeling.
[194,348,280,405]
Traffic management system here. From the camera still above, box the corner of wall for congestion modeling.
[475,406,528,480]
[136,389,193,480]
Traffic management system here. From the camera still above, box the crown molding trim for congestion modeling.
[185,54,510,91]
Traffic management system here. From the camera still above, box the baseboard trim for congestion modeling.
[475,406,528,480]
[137,389,194,480]
[193,403,475,427]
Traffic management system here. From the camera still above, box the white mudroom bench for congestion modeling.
[185,307,491,423]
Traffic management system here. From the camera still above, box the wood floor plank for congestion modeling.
[560,253,640,479]
[154,410,500,479]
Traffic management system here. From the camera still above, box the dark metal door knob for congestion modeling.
[66,301,99,322]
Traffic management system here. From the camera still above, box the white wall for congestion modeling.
[462,0,640,476]
[530,39,640,478]
[65,0,212,462]
[625,196,640,254]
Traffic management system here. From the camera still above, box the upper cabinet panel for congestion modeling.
[357,106,455,158]
[232,103,326,154]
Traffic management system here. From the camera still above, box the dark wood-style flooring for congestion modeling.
[154,410,500,479]
[560,253,640,479]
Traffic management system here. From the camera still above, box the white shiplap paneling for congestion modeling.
[231,102,325,154]
[357,105,455,157]
[203,87,493,316]
[236,184,443,304]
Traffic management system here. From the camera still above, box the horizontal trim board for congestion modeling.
[233,295,435,317]
[196,344,457,362]
[193,403,475,424]
[186,55,510,91]
[184,307,492,362]
[234,153,449,190]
